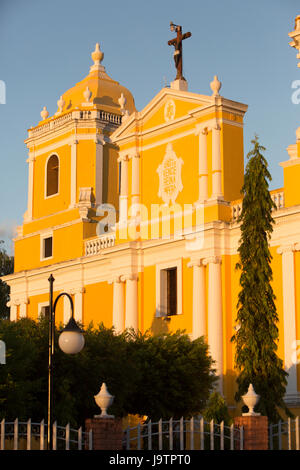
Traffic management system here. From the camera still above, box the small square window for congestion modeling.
[41,234,53,260]
[41,305,50,319]
[44,237,53,258]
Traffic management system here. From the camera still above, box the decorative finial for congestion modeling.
[241,384,261,416]
[94,383,114,418]
[118,93,127,113]
[40,106,49,120]
[289,15,300,68]
[210,75,222,96]
[118,93,130,121]
[83,86,92,103]
[57,95,65,113]
[90,43,105,73]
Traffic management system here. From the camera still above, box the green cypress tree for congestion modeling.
[232,135,291,423]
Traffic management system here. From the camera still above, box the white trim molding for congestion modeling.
[155,258,182,318]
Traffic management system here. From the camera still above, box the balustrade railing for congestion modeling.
[232,190,285,222]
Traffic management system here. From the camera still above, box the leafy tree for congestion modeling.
[203,391,232,425]
[231,136,291,423]
[0,241,14,320]
[0,319,216,426]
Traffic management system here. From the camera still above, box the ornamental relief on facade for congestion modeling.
[157,143,183,205]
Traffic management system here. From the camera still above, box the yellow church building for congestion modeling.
[3,16,300,414]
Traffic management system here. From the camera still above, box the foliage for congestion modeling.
[231,136,291,423]
[0,241,14,320]
[202,392,232,425]
[0,318,216,426]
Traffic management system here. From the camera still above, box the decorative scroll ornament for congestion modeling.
[164,99,176,122]
[157,143,183,205]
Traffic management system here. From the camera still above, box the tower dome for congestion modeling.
[55,43,136,116]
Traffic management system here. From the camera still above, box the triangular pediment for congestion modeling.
[111,87,213,143]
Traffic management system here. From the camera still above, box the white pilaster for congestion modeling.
[188,259,206,340]
[26,153,35,221]
[131,153,140,210]
[197,128,208,201]
[278,245,298,395]
[95,137,104,207]
[69,139,78,209]
[7,301,17,321]
[119,155,129,224]
[112,277,125,333]
[211,123,223,199]
[74,288,84,324]
[204,256,223,393]
[19,300,28,318]
[123,274,138,331]
[63,293,72,325]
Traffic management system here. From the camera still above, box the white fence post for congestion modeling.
[158,419,162,451]
[13,418,18,450]
[27,419,31,450]
[210,419,214,450]
[230,423,234,450]
[190,417,194,450]
[0,418,5,450]
[180,417,184,450]
[53,421,57,450]
[169,418,173,450]
[40,419,45,450]
[220,421,224,450]
[78,426,82,450]
[200,417,204,450]
[288,418,292,450]
[1,419,5,450]
[65,423,70,450]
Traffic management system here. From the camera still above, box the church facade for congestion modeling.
[3,17,300,414]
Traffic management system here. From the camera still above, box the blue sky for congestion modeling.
[0,0,299,253]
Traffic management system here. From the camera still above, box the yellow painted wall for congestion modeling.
[83,282,113,327]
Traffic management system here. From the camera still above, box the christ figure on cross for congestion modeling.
[168,22,191,81]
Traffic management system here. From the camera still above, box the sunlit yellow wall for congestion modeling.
[28,291,64,324]
[294,251,300,390]
[14,222,86,272]
[83,282,113,327]
[77,139,95,191]
[222,123,244,201]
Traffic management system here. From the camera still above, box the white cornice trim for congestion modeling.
[28,133,103,158]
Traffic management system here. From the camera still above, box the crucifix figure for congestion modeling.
[168,22,191,81]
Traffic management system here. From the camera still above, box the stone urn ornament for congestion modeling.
[94,383,114,418]
[242,383,261,416]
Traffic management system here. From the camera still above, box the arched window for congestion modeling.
[46,154,59,197]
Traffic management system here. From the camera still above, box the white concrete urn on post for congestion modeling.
[242,383,261,416]
[94,382,114,418]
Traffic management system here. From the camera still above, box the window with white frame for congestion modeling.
[46,154,59,197]
[156,260,182,317]
[41,233,53,260]
[38,302,50,319]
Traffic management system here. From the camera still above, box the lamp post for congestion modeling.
[47,274,85,450]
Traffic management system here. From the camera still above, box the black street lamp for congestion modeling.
[47,274,85,450]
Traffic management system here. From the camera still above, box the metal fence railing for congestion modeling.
[124,417,243,451]
[0,418,93,450]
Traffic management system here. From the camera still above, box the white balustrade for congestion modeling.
[85,233,116,256]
